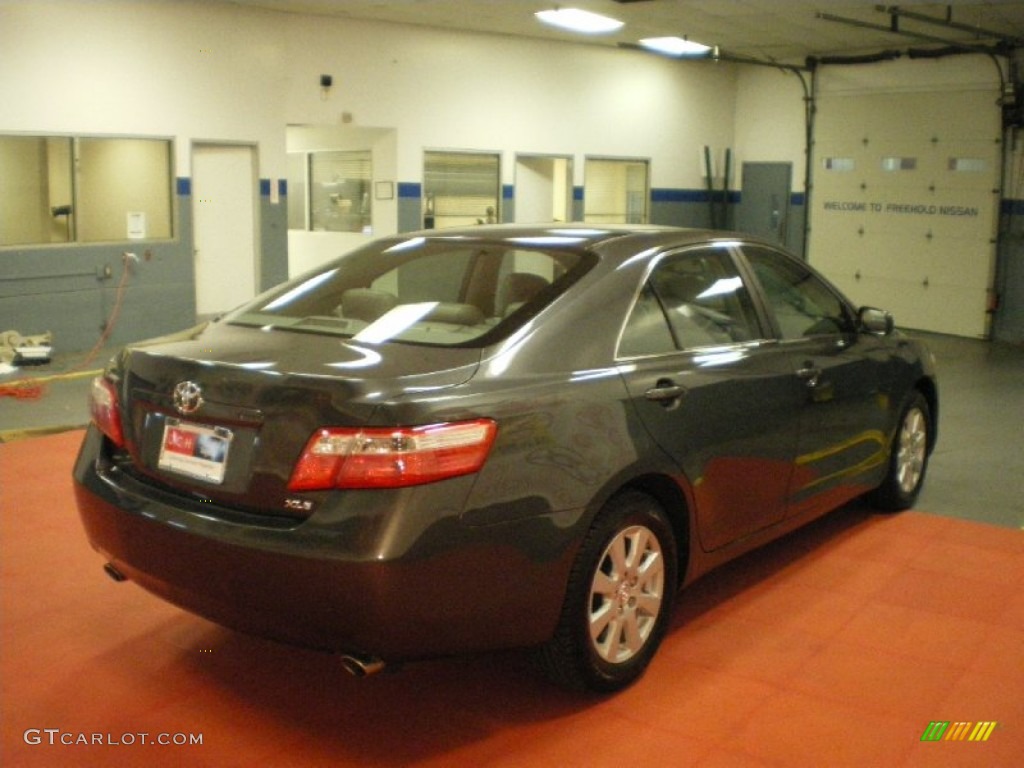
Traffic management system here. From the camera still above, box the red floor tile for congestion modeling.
[2,431,1022,767]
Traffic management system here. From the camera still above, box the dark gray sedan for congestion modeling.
[74,224,937,691]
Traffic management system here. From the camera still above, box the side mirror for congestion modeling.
[858,306,894,336]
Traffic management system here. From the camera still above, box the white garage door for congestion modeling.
[809,79,1000,338]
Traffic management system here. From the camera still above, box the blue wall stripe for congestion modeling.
[652,188,703,203]
[176,177,191,196]
[388,183,811,207]
[651,188,743,204]
[398,182,421,198]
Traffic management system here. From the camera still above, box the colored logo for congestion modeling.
[921,721,998,742]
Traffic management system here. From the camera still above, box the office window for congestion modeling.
[78,138,172,242]
[287,150,372,233]
[423,151,500,229]
[0,136,74,246]
[0,134,173,247]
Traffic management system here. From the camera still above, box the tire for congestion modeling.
[871,390,931,511]
[539,491,677,692]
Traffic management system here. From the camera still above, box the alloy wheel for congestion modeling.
[896,406,927,495]
[587,524,666,664]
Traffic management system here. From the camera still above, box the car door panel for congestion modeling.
[620,345,803,551]
[616,244,805,552]
[739,245,892,517]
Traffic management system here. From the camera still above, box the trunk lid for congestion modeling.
[113,323,480,518]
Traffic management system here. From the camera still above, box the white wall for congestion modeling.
[0,0,741,190]
[280,15,739,190]
[734,67,808,191]
[0,0,288,179]
[2,0,740,275]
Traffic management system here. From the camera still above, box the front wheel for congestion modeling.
[871,390,931,511]
[539,491,677,692]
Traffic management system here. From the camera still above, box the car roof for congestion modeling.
[384,223,745,257]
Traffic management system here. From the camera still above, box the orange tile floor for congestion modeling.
[2,430,1022,767]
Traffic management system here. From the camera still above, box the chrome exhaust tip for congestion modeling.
[339,653,386,677]
[103,562,128,582]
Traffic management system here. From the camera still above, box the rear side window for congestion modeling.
[742,246,852,339]
[226,240,594,347]
[619,246,761,357]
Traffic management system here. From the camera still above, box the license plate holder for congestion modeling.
[158,417,233,485]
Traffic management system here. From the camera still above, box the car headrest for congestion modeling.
[498,272,549,315]
[425,302,486,326]
[340,289,399,322]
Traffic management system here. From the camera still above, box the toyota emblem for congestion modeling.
[172,381,204,415]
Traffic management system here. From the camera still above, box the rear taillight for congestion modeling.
[89,376,124,447]
[287,419,497,491]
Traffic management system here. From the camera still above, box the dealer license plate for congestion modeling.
[158,418,233,484]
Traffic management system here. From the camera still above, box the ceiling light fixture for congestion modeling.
[535,8,625,35]
[639,36,712,57]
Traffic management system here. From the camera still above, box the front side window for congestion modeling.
[227,238,594,347]
[742,246,851,339]
[619,246,761,357]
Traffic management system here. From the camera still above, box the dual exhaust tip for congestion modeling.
[102,562,386,677]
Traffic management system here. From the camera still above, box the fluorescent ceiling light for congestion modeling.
[535,8,624,35]
[639,36,712,57]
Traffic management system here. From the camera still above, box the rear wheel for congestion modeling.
[871,391,931,511]
[540,491,677,692]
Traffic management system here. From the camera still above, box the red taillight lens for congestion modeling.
[287,419,497,491]
[89,376,124,447]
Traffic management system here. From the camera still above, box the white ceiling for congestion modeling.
[225,0,1024,66]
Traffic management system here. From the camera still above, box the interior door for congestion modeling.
[192,143,258,318]
[736,162,792,247]
[616,244,803,552]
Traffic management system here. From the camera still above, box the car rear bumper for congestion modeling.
[72,426,576,661]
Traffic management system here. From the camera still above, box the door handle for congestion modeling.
[645,380,686,408]
[796,366,821,388]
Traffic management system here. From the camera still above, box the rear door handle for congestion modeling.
[645,380,686,407]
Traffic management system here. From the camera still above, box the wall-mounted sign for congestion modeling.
[127,211,147,239]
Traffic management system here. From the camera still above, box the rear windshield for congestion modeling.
[226,237,596,347]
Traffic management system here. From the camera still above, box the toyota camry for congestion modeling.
[74,224,937,691]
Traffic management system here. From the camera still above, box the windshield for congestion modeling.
[226,236,595,347]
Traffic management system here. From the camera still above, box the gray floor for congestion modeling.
[1,334,1021,529]
[912,333,1024,529]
